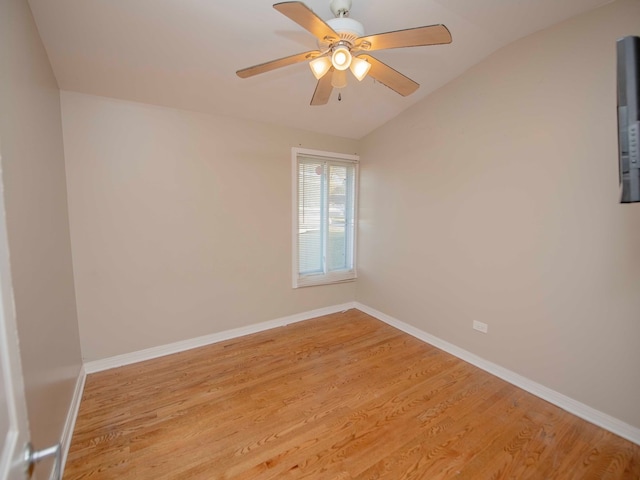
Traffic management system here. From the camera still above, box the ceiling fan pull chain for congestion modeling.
[338,93,342,101]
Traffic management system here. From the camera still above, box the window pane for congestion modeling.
[298,161,324,274]
[327,164,348,271]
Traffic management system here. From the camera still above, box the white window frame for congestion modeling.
[292,147,359,288]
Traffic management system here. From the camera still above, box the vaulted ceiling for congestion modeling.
[28,0,611,139]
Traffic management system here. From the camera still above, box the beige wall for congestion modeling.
[358,0,640,429]
[50,0,639,434]
[0,0,83,470]
[61,92,358,361]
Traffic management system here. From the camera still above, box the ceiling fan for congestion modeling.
[236,0,452,105]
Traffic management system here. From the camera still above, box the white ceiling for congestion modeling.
[28,0,611,139]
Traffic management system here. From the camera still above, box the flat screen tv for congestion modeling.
[617,36,640,203]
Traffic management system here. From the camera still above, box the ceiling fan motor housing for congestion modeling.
[324,17,364,47]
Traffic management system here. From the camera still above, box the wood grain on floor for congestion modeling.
[64,309,640,479]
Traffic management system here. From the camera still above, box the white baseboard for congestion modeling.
[60,364,86,475]
[354,302,640,446]
[84,302,357,374]
[78,301,639,446]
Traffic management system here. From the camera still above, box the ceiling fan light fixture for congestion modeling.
[331,45,352,71]
[309,56,332,79]
[350,56,371,81]
[331,69,348,89]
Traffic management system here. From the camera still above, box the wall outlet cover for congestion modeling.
[473,320,488,334]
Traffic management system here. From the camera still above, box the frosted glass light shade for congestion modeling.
[309,56,332,80]
[331,46,352,71]
[350,57,371,81]
[331,69,348,89]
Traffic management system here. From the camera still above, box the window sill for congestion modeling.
[293,273,357,289]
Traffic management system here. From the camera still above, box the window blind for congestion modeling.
[294,150,358,288]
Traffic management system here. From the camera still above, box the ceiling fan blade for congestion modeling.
[274,2,340,43]
[310,68,334,105]
[236,50,321,78]
[355,24,451,52]
[358,55,419,96]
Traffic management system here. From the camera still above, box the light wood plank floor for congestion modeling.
[64,309,640,479]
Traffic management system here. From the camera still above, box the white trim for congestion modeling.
[76,302,639,449]
[295,271,357,288]
[84,303,357,374]
[354,302,640,446]
[60,365,86,475]
[291,149,297,288]
[292,147,359,164]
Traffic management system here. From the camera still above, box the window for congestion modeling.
[292,148,358,288]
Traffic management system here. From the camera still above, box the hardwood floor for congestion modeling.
[64,309,640,479]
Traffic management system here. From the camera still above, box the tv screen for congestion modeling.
[617,36,640,203]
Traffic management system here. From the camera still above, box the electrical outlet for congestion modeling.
[473,320,488,334]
